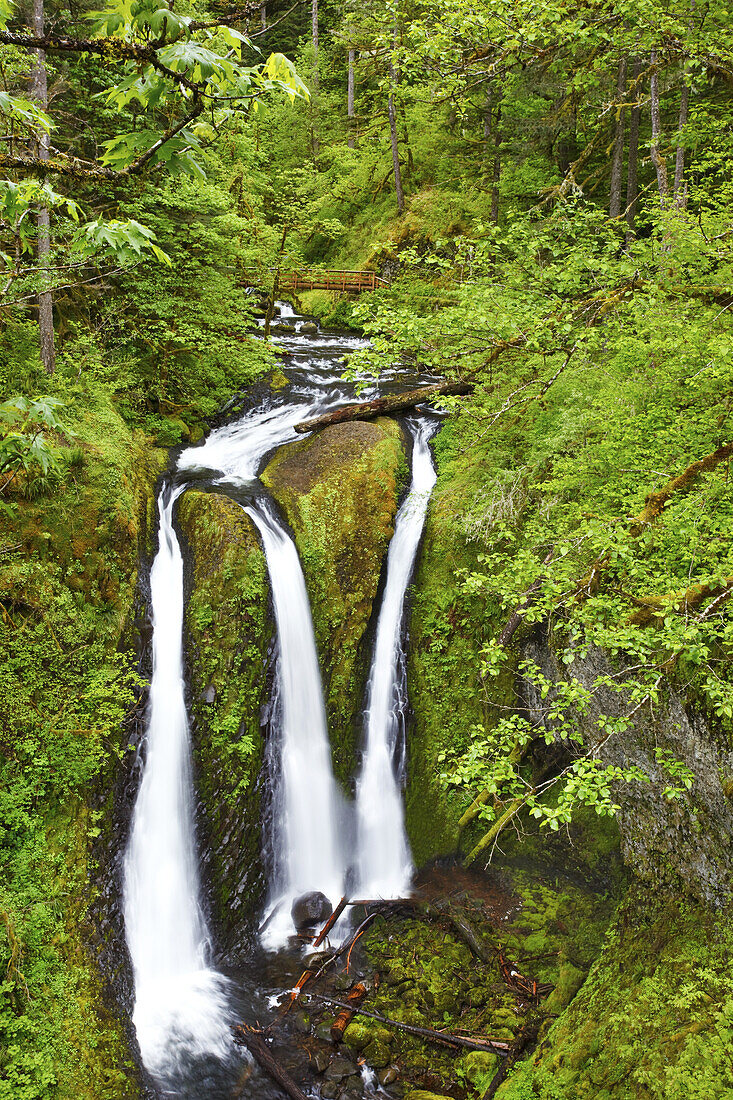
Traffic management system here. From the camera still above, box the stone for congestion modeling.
[203,682,216,704]
[379,1065,399,1086]
[300,321,318,334]
[320,1083,339,1100]
[325,1056,359,1080]
[291,890,332,931]
[312,1049,330,1074]
[461,1050,500,1090]
[363,1039,391,1069]
[271,322,296,334]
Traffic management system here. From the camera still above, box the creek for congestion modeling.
[123,307,442,1098]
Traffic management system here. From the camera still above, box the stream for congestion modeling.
[123,306,443,1098]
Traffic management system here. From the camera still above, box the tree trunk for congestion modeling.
[30,0,55,375]
[347,48,355,148]
[625,58,642,244]
[294,381,473,433]
[388,23,404,215]
[649,47,669,207]
[310,0,319,157]
[673,78,690,207]
[260,2,266,31]
[491,103,502,225]
[483,84,493,179]
[608,58,627,218]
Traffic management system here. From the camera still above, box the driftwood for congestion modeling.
[232,1024,309,1100]
[330,981,368,1041]
[312,896,348,948]
[313,996,509,1056]
[293,381,473,434]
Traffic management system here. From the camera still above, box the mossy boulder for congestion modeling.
[177,490,272,951]
[262,418,406,784]
[461,1050,501,1091]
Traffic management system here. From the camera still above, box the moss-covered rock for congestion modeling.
[177,490,272,951]
[262,418,406,784]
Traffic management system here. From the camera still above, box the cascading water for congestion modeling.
[122,307,442,1095]
[123,488,231,1077]
[355,418,439,898]
[246,499,348,949]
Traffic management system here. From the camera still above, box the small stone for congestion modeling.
[316,1022,335,1043]
[312,1049,330,1074]
[300,321,318,334]
[203,682,216,703]
[325,1056,359,1080]
[363,1039,391,1069]
[321,1083,339,1100]
[379,1065,399,1086]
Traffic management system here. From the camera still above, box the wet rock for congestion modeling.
[203,682,216,704]
[303,949,333,969]
[300,321,318,334]
[321,1083,339,1100]
[271,322,296,334]
[316,1021,336,1043]
[312,1049,331,1074]
[404,1092,453,1100]
[379,1065,399,1086]
[291,890,332,931]
[325,1055,359,1080]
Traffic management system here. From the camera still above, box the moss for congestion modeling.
[497,890,733,1100]
[262,418,407,784]
[176,490,272,947]
[0,384,163,1098]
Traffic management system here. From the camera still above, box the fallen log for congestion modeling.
[311,996,510,1056]
[330,981,368,1042]
[232,1024,309,1100]
[293,381,473,434]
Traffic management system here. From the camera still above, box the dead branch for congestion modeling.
[293,382,473,433]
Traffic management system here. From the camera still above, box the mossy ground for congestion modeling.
[0,383,164,1098]
[262,417,407,785]
[177,490,272,948]
[497,889,733,1100]
[333,860,618,1099]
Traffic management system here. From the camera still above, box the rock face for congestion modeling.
[176,490,272,953]
[262,418,407,785]
[523,628,733,908]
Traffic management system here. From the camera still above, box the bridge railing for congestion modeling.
[240,269,388,294]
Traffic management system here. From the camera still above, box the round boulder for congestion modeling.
[291,890,332,932]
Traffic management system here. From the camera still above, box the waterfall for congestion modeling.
[355,418,438,898]
[123,488,231,1076]
[246,498,348,949]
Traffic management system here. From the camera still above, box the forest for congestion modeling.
[1,0,732,1098]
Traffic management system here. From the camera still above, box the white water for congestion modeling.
[246,499,348,949]
[123,489,231,1076]
[355,419,438,898]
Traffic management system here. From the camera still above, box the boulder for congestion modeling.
[291,890,332,931]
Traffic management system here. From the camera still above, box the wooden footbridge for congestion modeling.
[241,269,388,295]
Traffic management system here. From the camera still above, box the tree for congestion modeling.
[0,0,308,366]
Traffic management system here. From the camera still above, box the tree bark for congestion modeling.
[30,0,55,375]
[673,78,690,207]
[347,48,355,148]
[609,59,627,218]
[260,1,266,30]
[625,59,642,244]
[293,381,473,433]
[388,14,404,214]
[491,103,502,225]
[649,47,669,207]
